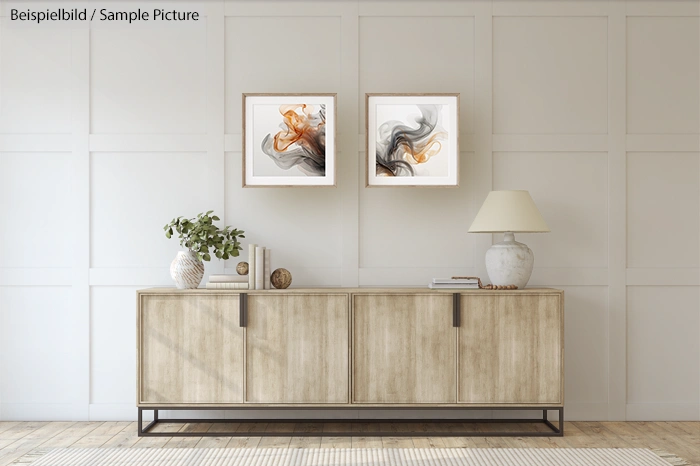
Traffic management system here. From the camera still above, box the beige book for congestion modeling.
[248,244,256,290]
[255,246,265,290]
[264,249,271,289]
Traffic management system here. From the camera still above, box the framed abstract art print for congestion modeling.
[365,93,459,187]
[243,93,336,187]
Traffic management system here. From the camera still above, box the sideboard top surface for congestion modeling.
[137,287,563,295]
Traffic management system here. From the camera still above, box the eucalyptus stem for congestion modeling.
[164,211,245,262]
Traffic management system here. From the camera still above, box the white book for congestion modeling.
[255,246,265,290]
[206,282,249,289]
[248,244,257,290]
[264,249,271,290]
[432,278,479,284]
[209,274,248,283]
[428,283,480,289]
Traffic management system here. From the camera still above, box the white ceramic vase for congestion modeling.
[170,250,204,289]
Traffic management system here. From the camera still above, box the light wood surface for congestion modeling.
[0,422,697,466]
[138,287,559,295]
[245,294,350,403]
[138,294,244,404]
[458,293,563,404]
[138,288,563,407]
[352,294,457,403]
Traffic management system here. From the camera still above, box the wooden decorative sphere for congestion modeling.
[236,261,249,275]
[271,268,292,289]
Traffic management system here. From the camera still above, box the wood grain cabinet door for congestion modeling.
[138,294,244,405]
[352,294,456,404]
[458,293,563,404]
[245,294,349,404]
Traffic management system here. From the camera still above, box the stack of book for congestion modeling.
[428,278,480,289]
[203,245,275,290]
[205,274,249,289]
[248,244,272,290]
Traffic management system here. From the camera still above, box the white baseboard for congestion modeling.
[1,403,87,421]
[89,403,140,421]
[626,403,700,421]
[564,402,610,421]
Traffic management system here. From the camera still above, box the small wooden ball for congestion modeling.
[236,262,249,275]
[270,268,292,289]
[482,284,518,290]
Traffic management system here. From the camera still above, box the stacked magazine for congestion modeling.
[428,277,480,289]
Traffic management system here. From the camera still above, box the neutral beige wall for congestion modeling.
[0,0,698,421]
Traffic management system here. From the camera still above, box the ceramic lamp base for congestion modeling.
[485,232,534,289]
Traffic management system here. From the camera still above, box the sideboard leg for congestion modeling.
[137,408,143,437]
[138,408,159,436]
[559,407,564,436]
[542,407,564,436]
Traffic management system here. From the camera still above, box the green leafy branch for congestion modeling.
[164,211,245,262]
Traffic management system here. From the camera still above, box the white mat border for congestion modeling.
[12,447,689,466]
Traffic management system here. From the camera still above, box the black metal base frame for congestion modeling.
[138,406,563,437]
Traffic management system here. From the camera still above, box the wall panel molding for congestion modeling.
[89,134,207,152]
[529,267,609,286]
[493,0,612,17]
[359,2,479,16]
[1,0,699,422]
[70,25,91,420]
[626,0,700,17]
[607,0,628,421]
[0,269,73,286]
[627,268,700,286]
[473,0,493,281]
[206,0,226,280]
[225,1,346,16]
[338,2,360,287]
[0,135,71,152]
[492,134,608,152]
[626,134,700,152]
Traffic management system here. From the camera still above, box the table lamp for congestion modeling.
[468,190,550,289]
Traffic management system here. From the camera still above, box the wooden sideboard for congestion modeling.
[136,288,564,437]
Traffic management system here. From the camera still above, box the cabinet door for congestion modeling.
[138,294,243,404]
[245,294,349,403]
[458,294,563,404]
[353,294,456,404]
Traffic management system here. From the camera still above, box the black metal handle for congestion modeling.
[239,293,247,327]
[453,293,460,327]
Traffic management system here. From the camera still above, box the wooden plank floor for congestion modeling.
[0,422,696,466]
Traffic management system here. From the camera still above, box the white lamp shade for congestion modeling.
[469,190,550,233]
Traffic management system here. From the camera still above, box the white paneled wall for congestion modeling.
[0,0,698,422]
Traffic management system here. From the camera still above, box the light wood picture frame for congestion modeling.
[365,93,460,187]
[243,93,337,187]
